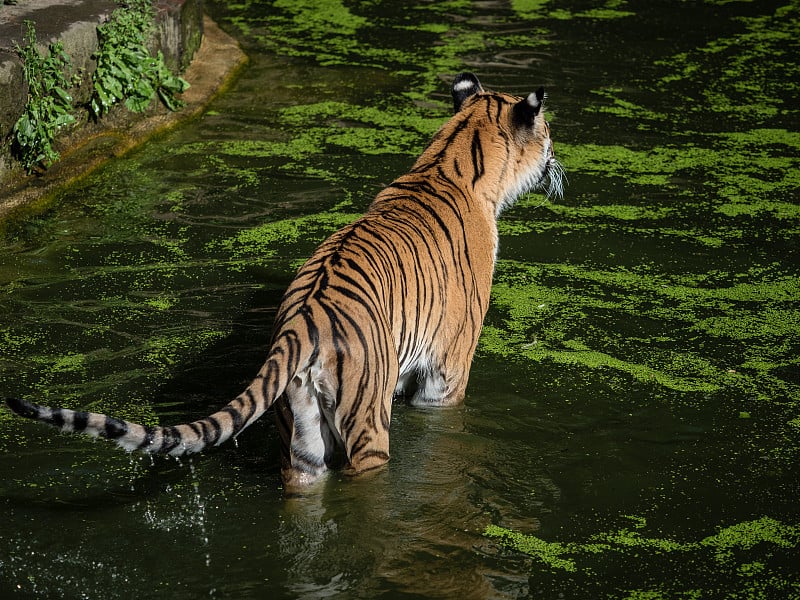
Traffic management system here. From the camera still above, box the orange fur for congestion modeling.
[6,73,563,492]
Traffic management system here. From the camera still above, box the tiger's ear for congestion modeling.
[452,73,484,113]
[513,87,546,125]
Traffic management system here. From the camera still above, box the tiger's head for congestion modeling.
[420,72,564,216]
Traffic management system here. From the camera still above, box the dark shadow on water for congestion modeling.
[0,284,291,511]
[134,284,289,473]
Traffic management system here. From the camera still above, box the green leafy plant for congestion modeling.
[12,21,76,173]
[91,0,189,117]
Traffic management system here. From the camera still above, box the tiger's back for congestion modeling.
[5,73,563,492]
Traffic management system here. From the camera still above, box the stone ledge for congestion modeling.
[0,0,243,214]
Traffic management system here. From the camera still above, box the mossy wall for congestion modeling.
[0,0,203,193]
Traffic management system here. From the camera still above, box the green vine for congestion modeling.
[10,1,190,173]
[12,21,76,173]
[91,0,189,117]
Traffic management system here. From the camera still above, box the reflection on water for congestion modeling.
[1,0,799,598]
[275,405,509,599]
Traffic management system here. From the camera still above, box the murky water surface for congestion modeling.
[1,1,799,598]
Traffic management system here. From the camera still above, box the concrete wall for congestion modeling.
[0,0,203,192]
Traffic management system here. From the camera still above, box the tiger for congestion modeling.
[5,73,564,492]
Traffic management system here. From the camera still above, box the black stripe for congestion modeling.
[196,419,211,443]
[361,449,391,462]
[73,410,89,432]
[239,390,258,425]
[159,426,182,454]
[411,115,471,172]
[5,397,38,419]
[300,312,320,367]
[188,422,204,441]
[138,426,156,450]
[380,401,391,431]
[103,417,128,439]
[220,405,244,433]
[373,214,441,348]
[262,360,281,401]
[204,416,223,445]
[342,256,383,306]
[291,448,326,471]
[319,303,348,414]
[470,130,485,186]
[349,430,372,456]
[50,408,65,428]
[389,177,466,228]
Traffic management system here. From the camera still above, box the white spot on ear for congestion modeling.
[526,92,541,109]
[453,79,476,93]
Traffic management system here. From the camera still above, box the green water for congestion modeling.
[1,1,798,598]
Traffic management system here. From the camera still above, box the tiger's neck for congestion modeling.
[407,125,520,220]
[369,167,500,269]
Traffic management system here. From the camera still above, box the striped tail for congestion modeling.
[4,331,306,456]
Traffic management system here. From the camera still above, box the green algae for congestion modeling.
[0,327,41,353]
[214,0,552,131]
[480,325,721,394]
[556,133,800,220]
[212,210,361,264]
[142,329,229,370]
[556,143,681,187]
[704,518,799,563]
[544,203,673,221]
[175,98,443,192]
[486,516,800,595]
[480,258,798,405]
[50,353,88,374]
[694,308,800,341]
[579,0,800,246]
[485,523,577,572]
[613,2,798,131]
[144,296,178,311]
[234,0,391,68]
[221,0,455,70]
[511,0,633,20]
[586,87,669,123]
[278,101,442,156]
[656,3,800,125]
[1,0,798,596]
[274,0,367,35]
[509,0,549,18]
[550,6,634,20]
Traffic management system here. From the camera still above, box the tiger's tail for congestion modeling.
[4,330,307,456]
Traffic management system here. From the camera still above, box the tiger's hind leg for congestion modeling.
[336,346,398,479]
[341,399,396,478]
[275,372,345,492]
[276,322,399,489]
[340,393,393,478]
